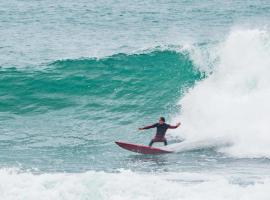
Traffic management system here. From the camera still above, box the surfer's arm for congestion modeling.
[139,124,157,130]
[168,122,181,129]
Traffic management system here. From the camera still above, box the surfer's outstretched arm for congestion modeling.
[168,122,181,129]
[138,123,157,130]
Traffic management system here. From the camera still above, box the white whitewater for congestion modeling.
[172,29,270,158]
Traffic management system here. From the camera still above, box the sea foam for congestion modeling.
[0,168,270,200]
[172,29,270,158]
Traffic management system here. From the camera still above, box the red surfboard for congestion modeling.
[115,141,173,154]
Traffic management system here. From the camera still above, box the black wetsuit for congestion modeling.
[142,123,178,146]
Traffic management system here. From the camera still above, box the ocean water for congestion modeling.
[1,0,270,199]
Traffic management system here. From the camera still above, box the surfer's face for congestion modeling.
[159,120,164,125]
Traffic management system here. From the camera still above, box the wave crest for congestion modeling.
[174,29,270,158]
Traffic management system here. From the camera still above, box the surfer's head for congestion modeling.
[159,117,165,124]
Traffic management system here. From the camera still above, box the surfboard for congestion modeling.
[115,141,173,154]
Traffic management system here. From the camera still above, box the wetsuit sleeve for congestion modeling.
[142,123,158,129]
[168,124,179,129]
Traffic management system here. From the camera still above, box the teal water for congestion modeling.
[0,50,202,172]
[1,1,270,199]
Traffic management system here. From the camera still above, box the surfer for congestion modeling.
[139,117,181,147]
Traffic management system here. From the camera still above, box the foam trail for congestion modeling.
[164,138,230,152]
[173,29,270,158]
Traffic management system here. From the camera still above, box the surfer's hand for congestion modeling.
[176,122,181,127]
[138,128,144,131]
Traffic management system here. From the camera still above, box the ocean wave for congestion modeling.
[0,50,202,115]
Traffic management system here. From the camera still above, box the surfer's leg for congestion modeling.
[149,139,154,147]
[164,139,168,146]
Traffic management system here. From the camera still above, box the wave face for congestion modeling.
[0,50,201,115]
[174,29,270,158]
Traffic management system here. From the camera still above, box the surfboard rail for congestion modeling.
[115,141,173,154]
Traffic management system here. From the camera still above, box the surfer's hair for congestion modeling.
[160,117,165,122]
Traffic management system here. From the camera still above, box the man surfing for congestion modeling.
[139,117,181,147]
